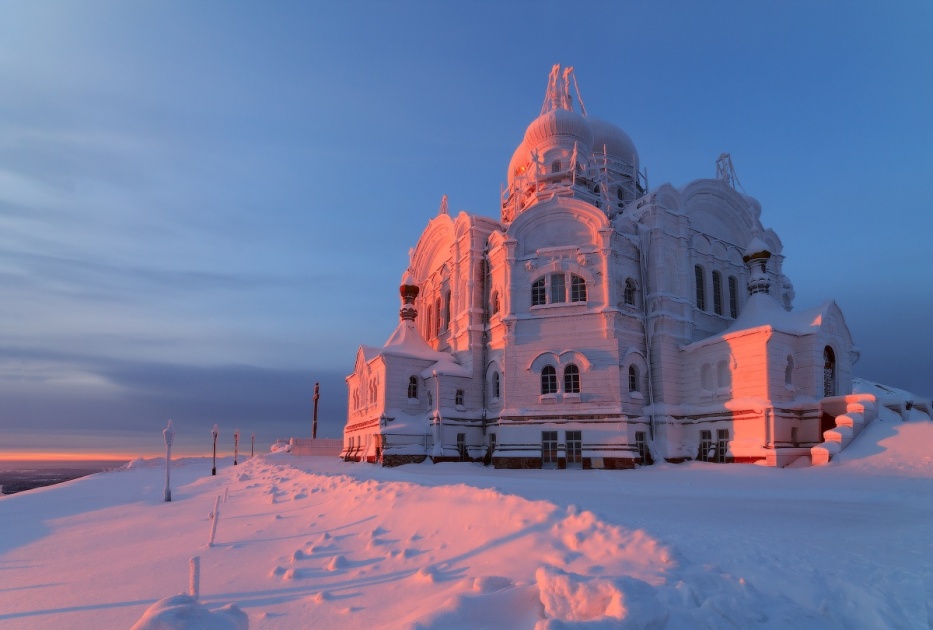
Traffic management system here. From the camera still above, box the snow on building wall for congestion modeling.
[342,65,865,469]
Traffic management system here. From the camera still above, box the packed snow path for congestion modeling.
[0,414,930,629]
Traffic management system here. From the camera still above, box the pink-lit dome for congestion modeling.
[507,108,595,187]
[522,107,594,149]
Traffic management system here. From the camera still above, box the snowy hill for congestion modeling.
[1,408,930,629]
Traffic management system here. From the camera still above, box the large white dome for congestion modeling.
[588,117,639,172]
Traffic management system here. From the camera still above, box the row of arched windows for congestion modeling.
[695,265,739,318]
[422,289,452,339]
[352,376,380,411]
[532,273,587,307]
[541,364,581,395]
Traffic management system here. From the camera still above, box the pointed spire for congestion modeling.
[438,194,449,216]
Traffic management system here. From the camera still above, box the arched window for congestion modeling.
[695,265,706,311]
[550,273,566,303]
[701,364,713,391]
[623,279,636,306]
[408,376,418,399]
[570,275,586,302]
[541,365,557,395]
[728,276,738,318]
[425,305,433,337]
[435,298,442,336]
[531,278,546,306]
[823,346,836,397]
[564,364,580,394]
[628,365,639,393]
[490,291,500,315]
[784,356,794,388]
[617,187,625,201]
[551,160,561,173]
[492,371,500,400]
[712,271,723,315]
[717,360,731,389]
[353,390,359,410]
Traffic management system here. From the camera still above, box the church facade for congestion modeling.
[342,65,871,469]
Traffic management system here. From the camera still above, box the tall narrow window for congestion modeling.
[716,428,729,463]
[624,279,636,306]
[541,365,557,395]
[444,291,451,330]
[542,431,558,468]
[426,305,433,337]
[564,364,580,394]
[435,298,442,336]
[492,371,500,400]
[728,276,738,318]
[550,273,566,303]
[712,271,723,315]
[784,356,794,388]
[823,346,836,397]
[551,160,561,173]
[570,275,586,302]
[532,278,546,306]
[408,376,418,399]
[490,290,500,315]
[628,365,639,393]
[566,430,582,467]
[699,430,713,461]
[455,389,464,406]
[695,265,706,311]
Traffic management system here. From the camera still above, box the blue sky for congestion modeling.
[1,1,931,458]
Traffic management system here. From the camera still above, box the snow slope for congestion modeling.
[1,413,930,629]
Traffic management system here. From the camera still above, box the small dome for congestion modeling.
[523,107,594,149]
[400,269,417,287]
[588,117,639,172]
[743,236,772,261]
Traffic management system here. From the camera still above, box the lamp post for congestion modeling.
[234,429,240,466]
[211,424,219,475]
[163,419,175,502]
[251,433,255,458]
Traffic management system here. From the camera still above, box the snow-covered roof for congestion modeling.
[686,293,835,351]
[360,319,470,378]
[380,320,449,361]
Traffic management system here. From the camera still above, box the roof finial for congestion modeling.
[438,194,449,216]
[540,64,587,117]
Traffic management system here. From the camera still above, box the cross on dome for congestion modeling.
[541,64,587,117]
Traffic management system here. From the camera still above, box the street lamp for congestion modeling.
[251,433,255,458]
[211,424,219,476]
[163,419,175,502]
[234,429,240,466]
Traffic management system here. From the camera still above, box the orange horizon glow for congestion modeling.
[0,450,210,463]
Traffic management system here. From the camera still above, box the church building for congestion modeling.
[342,65,873,469]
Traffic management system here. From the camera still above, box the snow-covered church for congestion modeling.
[342,65,878,469]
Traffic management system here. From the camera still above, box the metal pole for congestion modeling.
[163,419,175,502]
[234,429,239,466]
[211,424,219,476]
[251,433,255,457]
[312,382,320,439]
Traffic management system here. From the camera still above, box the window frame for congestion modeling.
[531,278,546,306]
[563,364,580,394]
[695,265,706,311]
[712,271,723,316]
[541,365,558,395]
